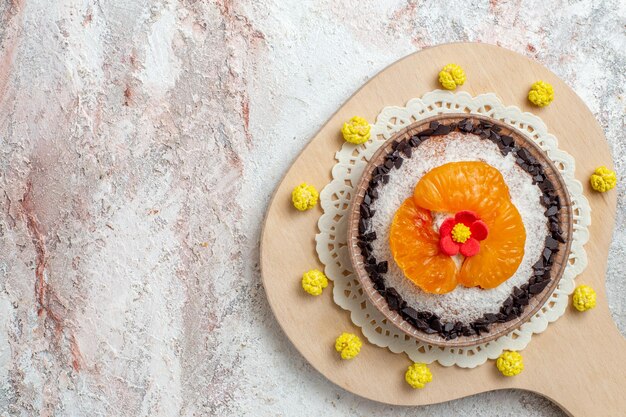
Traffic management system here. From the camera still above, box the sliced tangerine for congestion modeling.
[389,161,526,293]
[389,198,458,294]
[458,199,526,289]
[413,161,511,222]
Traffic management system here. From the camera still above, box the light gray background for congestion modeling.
[0,1,624,416]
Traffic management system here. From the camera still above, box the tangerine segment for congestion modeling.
[413,162,511,222]
[390,198,458,294]
[458,199,526,289]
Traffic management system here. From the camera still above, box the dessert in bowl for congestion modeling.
[347,114,572,347]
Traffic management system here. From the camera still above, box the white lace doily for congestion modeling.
[315,91,591,368]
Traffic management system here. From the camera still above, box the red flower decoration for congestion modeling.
[439,210,489,257]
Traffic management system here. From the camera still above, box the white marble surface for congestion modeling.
[0,1,624,416]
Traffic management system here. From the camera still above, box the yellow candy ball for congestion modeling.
[496,351,524,376]
[291,183,318,211]
[301,269,328,296]
[405,363,433,389]
[334,332,362,360]
[438,64,466,90]
[341,116,371,144]
[572,285,597,311]
[528,81,554,107]
[589,166,617,192]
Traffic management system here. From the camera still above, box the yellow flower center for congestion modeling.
[451,223,471,243]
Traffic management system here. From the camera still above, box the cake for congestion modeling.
[348,115,572,346]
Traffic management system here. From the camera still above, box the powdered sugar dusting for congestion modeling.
[370,132,548,323]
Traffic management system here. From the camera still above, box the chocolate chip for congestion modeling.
[424,327,438,334]
[382,175,389,184]
[360,232,377,242]
[363,194,371,206]
[358,218,367,234]
[506,312,518,321]
[513,286,524,297]
[433,124,452,135]
[517,148,531,162]
[368,188,378,199]
[539,179,555,192]
[545,206,558,216]
[514,295,529,306]
[429,317,443,332]
[408,136,421,147]
[459,120,473,132]
[403,146,412,158]
[503,295,514,307]
[529,279,551,294]
[385,288,401,311]
[545,236,559,250]
[532,259,544,271]
[473,322,489,333]
[401,306,419,321]
[359,203,370,218]
[384,160,394,170]
[444,322,454,332]
[376,261,388,274]
[356,241,371,251]
[418,311,433,321]
[484,313,498,323]
[420,128,435,137]
[472,126,483,135]
[543,248,553,262]
[394,157,403,169]
[373,279,386,292]
[553,232,566,244]
[492,136,515,147]
[414,319,429,331]
[473,318,488,326]
[549,219,561,230]
[429,121,440,129]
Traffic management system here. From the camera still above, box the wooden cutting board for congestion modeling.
[260,43,624,416]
